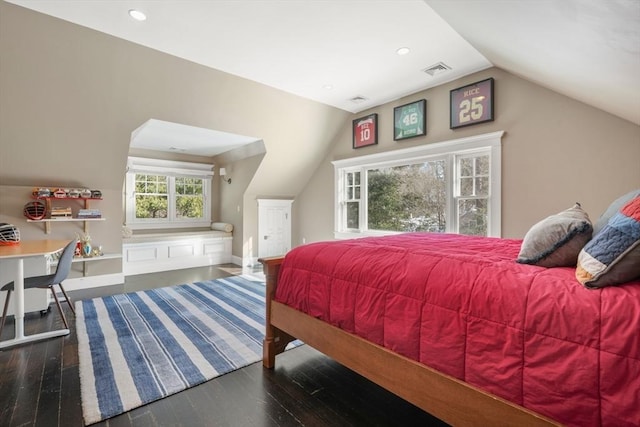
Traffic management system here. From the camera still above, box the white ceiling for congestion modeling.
[6,0,639,155]
[130,119,259,157]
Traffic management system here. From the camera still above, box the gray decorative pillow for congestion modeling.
[592,189,640,236]
[517,203,593,267]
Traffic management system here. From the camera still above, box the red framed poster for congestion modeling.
[352,113,378,149]
[450,78,494,129]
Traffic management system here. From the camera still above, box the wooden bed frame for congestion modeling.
[260,256,561,427]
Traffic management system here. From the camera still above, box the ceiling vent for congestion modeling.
[423,62,451,77]
[349,95,368,104]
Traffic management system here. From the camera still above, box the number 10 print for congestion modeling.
[450,78,494,129]
[352,113,378,149]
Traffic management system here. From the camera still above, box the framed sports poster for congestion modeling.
[394,99,426,141]
[352,113,378,149]
[450,78,494,129]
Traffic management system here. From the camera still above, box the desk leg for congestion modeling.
[14,258,25,340]
[0,258,69,350]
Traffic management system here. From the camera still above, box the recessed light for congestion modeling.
[396,47,410,56]
[322,84,334,90]
[128,9,147,21]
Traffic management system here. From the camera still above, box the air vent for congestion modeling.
[423,62,451,77]
[349,95,368,104]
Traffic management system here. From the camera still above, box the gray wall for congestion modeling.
[295,67,640,244]
[1,2,639,280]
[0,2,348,272]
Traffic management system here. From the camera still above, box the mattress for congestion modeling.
[274,232,640,426]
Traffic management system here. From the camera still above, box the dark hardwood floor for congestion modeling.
[0,265,448,427]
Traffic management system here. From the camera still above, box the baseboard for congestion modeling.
[63,273,125,291]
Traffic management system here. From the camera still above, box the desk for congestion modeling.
[0,239,69,349]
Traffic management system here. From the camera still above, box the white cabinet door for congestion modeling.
[257,199,293,259]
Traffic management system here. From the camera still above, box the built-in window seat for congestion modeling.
[122,230,232,276]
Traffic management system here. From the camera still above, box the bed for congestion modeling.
[260,232,640,427]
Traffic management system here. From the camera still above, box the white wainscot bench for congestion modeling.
[122,231,232,276]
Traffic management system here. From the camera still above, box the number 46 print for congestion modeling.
[450,78,494,129]
[394,99,426,141]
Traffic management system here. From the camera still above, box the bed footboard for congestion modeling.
[259,256,296,368]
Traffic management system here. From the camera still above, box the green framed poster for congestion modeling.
[394,99,426,141]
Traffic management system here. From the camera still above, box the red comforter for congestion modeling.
[274,233,640,427]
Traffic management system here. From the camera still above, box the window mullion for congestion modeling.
[168,177,176,221]
[360,168,367,232]
[447,154,457,234]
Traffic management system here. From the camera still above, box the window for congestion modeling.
[333,131,502,238]
[455,154,490,236]
[125,157,214,229]
[345,171,361,229]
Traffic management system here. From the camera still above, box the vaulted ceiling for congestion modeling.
[5,0,639,155]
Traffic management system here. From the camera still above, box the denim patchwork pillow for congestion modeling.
[576,197,640,288]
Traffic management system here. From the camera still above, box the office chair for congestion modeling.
[0,239,77,334]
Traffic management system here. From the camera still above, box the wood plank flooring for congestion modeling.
[0,266,448,426]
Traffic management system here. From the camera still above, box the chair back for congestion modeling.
[51,239,78,284]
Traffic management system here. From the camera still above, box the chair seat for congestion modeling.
[1,274,58,291]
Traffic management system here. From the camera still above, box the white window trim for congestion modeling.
[332,131,503,239]
[125,157,215,230]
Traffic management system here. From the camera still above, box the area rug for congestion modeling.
[76,275,282,425]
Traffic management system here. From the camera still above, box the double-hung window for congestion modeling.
[333,131,502,238]
[125,157,214,229]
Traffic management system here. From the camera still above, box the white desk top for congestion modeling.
[0,239,70,259]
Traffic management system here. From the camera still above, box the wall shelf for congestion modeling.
[27,195,105,234]
[27,217,106,234]
[70,253,122,263]
[51,253,122,276]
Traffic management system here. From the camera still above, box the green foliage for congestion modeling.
[367,171,404,231]
[176,196,203,219]
[135,195,168,219]
[367,162,446,233]
[134,174,204,220]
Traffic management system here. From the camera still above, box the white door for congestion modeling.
[257,199,293,258]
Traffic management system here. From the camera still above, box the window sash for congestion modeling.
[125,158,213,230]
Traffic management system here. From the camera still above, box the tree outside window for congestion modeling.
[368,160,446,232]
[175,177,204,219]
[135,174,168,219]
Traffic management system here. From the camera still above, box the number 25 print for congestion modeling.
[450,78,494,129]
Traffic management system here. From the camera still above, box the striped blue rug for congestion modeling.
[76,275,275,425]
